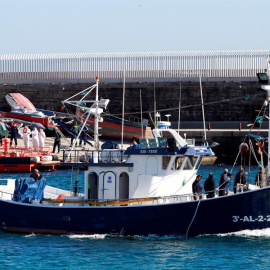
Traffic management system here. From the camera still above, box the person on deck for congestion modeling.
[22,125,31,148]
[31,127,39,149]
[204,172,216,198]
[130,137,140,149]
[38,128,46,149]
[30,168,43,181]
[233,167,246,193]
[192,175,203,200]
[9,121,18,147]
[219,169,231,196]
[53,128,61,154]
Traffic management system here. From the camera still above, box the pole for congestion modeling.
[154,77,157,128]
[140,89,143,138]
[200,77,207,145]
[178,81,182,134]
[121,62,126,148]
[94,77,99,150]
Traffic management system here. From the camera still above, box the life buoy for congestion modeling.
[57,193,71,200]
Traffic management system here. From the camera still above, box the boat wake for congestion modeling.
[217,228,270,238]
[66,234,107,239]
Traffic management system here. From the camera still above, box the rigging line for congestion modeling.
[109,93,266,117]
[249,139,260,165]
[185,200,201,238]
[230,151,241,176]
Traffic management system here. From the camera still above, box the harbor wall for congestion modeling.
[0,78,266,164]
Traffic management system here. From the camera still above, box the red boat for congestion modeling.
[0,93,55,130]
[0,138,60,172]
[76,107,153,140]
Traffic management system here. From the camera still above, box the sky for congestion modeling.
[0,0,269,55]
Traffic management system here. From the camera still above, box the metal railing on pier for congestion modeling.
[1,50,270,83]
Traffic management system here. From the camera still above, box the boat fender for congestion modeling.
[239,143,249,157]
[41,155,53,161]
[29,157,38,163]
[52,155,59,161]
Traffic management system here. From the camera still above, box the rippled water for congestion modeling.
[0,165,269,269]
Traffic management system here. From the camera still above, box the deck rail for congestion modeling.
[62,149,129,165]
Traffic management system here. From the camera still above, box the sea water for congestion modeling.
[0,165,269,270]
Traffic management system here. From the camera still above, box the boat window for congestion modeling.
[182,157,193,170]
[174,157,184,170]
[190,156,199,167]
[162,156,171,170]
[194,156,202,170]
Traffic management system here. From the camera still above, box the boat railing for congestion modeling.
[0,145,53,158]
[0,185,257,206]
[62,149,128,165]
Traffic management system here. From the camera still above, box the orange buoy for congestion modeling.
[57,193,71,200]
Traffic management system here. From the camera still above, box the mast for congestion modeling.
[140,89,143,138]
[94,76,100,150]
[121,64,126,148]
[177,81,182,134]
[200,76,207,145]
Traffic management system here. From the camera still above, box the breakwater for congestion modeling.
[0,79,266,164]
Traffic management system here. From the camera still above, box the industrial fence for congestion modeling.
[0,50,269,83]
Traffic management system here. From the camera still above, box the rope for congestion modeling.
[185,199,201,238]
[110,92,265,117]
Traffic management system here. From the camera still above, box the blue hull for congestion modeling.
[0,187,270,237]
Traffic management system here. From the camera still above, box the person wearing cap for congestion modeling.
[233,167,246,193]
[30,168,43,181]
[204,172,216,198]
[9,121,18,147]
[219,169,230,196]
[192,175,203,200]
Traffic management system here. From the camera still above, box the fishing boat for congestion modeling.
[62,85,152,140]
[0,93,56,130]
[0,74,270,237]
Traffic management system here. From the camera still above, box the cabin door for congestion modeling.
[103,172,116,200]
[119,172,129,200]
[88,172,98,200]
[145,156,158,175]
